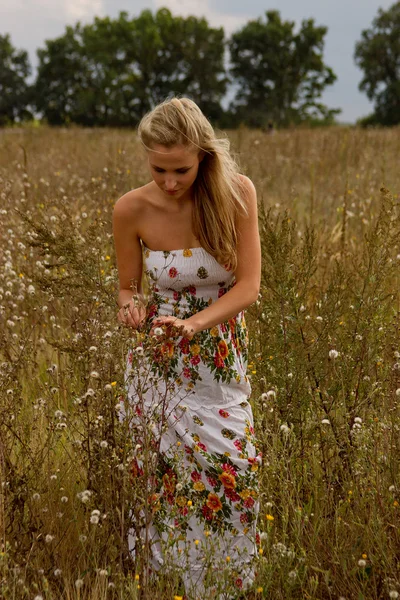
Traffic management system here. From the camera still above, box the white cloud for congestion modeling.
[65,0,105,21]
[153,0,248,35]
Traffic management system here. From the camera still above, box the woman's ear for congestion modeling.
[198,150,206,162]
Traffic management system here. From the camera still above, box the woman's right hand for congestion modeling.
[117,299,147,330]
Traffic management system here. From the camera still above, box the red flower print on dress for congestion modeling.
[225,488,241,502]
[169,267,178,278]
[235,578,243,589]
[183,367,191,379]
[244,496,255,509]
[240,513,248,524]
[219,409,230,418]
[214,353,224,368]
[234,439,243,451]
[207,475,217,487]
[178,337,190,354]
[190,355,200,366]
[222,463,237,476]
[201,505,214,521]
[218,287,226,298]
[173,291,180,301]
[197,442,207,452]
[191,471,202,482]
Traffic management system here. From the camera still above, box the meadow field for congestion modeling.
[1,125,400,599]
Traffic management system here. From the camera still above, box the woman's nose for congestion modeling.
[165,176,177,190]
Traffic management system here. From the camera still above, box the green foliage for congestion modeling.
[0,34,32,126]
[34,9,227,127]
[229,10,340,127]
[354,1,400,126]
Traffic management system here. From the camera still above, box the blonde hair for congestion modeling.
[137,97,247,271]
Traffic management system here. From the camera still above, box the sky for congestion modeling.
[1,0,395,123]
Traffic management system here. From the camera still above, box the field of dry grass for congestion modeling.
[1,125,400,599]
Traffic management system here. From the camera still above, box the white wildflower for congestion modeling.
[329,349,339,360]
[354,417,362,424]
[100,440,108,449]
[45,534,54,544]
[61,496,68,503]
[90,371,100,379]
[280,424,291,434]
[90,514,99,524]
[389,485,395,492]
[99,569,108,577]
[75,579,84,589]
[89,346,97,353]
[358,559,366,568]
[54,569,62,577]
[389,591,399,599]
[153,327,163,336]
[321,419,330,425]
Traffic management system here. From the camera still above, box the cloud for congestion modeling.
[65,0,105,21]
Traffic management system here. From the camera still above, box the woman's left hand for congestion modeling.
[150,316,196,340]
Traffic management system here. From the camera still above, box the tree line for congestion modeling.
[1,3,399,128]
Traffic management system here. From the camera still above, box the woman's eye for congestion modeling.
[177,169,190,174]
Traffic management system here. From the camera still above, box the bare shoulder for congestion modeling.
[237,173,257,199]
[113,185,150,223]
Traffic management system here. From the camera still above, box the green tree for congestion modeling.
[228,10,339,127]
[0,34,32,126]
[354,1,400,126]
[34,9,227,127]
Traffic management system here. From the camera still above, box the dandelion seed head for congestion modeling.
[358,559,366,568]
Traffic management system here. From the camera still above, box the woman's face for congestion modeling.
[147,144,203,200]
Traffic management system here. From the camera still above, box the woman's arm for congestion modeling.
[113,191,146,328]
[153,176,261,337]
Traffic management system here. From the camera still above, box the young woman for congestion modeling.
[113,97,261,598]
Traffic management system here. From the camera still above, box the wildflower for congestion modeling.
[396,389,400,397]
[32,493,41,501]
[389,592,399,599]
[266,514,274,521]
[288,570,297,581]
[100,440,108,449]
[45,534,54,544]
[354,417,362,424]
[54,410,63,419]
[358,559,366,568]
[329,349,339,360]
[389,485,396,492]
[154,327,163,336]
[90,371,100,379]
[226,556,231,562]
[280,424,290,434]
[61,496,68,503]
[321,419,330,425]
[75,579,84,589]
[54,569,62,577]
[89,346,97,353]
[104,384,112,391]
[134,574,140,581]
[256,587,263,593]
[79,535,87,543]
[27,285,35,295]
[34,596,44,600]
[135,346,144,356]
[99,569,108,577]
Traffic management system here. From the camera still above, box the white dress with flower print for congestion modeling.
[124,244,261,599]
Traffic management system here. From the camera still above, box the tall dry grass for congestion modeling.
[0,125,400,599]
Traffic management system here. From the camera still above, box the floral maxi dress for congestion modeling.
[123,244,261,599]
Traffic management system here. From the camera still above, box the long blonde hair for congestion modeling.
[137,97,247,271]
